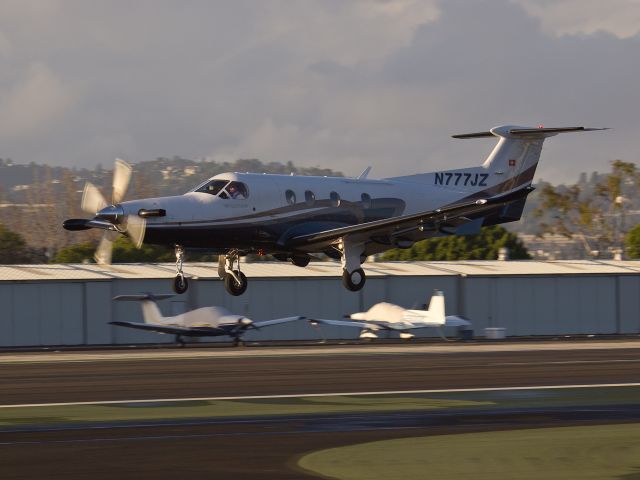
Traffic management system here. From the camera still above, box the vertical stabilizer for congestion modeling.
[450,125,606,196]
[426,290,446,325]
[141,300,165,324]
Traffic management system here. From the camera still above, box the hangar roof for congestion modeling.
[1,260,640,282]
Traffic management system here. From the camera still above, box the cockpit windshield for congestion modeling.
[196,180,229,196]
[194,179,249,200]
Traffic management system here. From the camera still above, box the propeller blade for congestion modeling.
[126,215,146,249]
[94,232,116,265]
[81,182,108,215]
[112,158,132,204]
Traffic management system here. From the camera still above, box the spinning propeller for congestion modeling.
[67,159,146,264]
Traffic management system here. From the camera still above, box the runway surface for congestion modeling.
[2,341,640,405]
[1,340,640,479]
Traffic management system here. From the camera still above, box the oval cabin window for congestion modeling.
[361,193,371,209]
[330,191,340,207]
[285,189,296,205]
[305,190,315,206]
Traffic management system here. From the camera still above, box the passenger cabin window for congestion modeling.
[305,190,315,206]
[195,180,248,200]
[330,191,340,207]
[361,193,371,209]
[285,189,296,205]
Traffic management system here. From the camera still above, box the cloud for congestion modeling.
[0,0,637,184]
[516,0,640,38]
[0,63,74,139]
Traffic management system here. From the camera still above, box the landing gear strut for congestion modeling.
[173,245,189,294]
[221,250,248,296]
[338,237,366,292]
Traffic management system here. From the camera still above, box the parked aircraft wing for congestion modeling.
[309,318,415,331]
[253,316,306,328]
[283,185,533,249]
[400,315,472,330]
[443,315,472,328]
[113,294,176,301]
[308,318,384,331]
[109,321,222,336]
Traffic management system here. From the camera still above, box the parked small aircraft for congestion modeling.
[110,293,304,346]
[309,290,471,340]
[63,125,605,296]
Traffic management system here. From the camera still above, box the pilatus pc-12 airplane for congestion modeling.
[63,125,605,296]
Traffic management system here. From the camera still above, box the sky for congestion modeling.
[0,0,639,183]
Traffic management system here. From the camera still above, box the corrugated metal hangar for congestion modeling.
[1,260,640,347]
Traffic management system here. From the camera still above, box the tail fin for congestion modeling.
[426,289,446,325]
[451,125,607,196]
[388,125,606,198]
[113,293,174,324]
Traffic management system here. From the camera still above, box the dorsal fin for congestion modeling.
[358,166,372,180]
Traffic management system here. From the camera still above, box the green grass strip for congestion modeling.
[298,423,640,480]
[0,396,490,427]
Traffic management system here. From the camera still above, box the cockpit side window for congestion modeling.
[196,179,229,196]
[223,181,249,200]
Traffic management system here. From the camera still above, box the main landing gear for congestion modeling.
[173,245,189,294]
[338,237,366,292]
[218,250,248,296]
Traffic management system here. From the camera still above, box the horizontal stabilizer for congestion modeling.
[453,126,608,139]
[451,131,495,139]
[113,293,176,302]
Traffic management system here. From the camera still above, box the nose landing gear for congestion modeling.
[173,245,189,294]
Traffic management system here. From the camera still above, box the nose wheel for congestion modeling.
[224,270,247,296]
[172,245,189,294]
[173,274,188,294]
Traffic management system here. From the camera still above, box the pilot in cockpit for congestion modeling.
[227,183,245,200]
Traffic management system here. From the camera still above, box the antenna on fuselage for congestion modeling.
[358,166,372,180]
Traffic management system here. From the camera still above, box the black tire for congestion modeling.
[342,268,366,291]
[172,275,188,294]
[224,270,248,296]
[291,255,310,267]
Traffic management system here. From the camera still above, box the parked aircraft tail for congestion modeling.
[113,293,175,325]
[403,289,446,326]
[426,289,446,324]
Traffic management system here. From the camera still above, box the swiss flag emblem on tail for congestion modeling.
[508,159,516,167]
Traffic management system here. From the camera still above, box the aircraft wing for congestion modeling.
[400,315,473,330]
[109,321,222,336]
[253,316,306,328]
[282,186,532,249]
[309,318,405,331]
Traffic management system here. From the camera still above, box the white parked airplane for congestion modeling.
[309,290,471,340]
[63,125,605,296]
[110,293,304,346]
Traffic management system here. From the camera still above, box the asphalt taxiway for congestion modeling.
[1,340,640,479]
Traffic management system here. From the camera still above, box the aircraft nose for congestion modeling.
[96,204,125,223]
